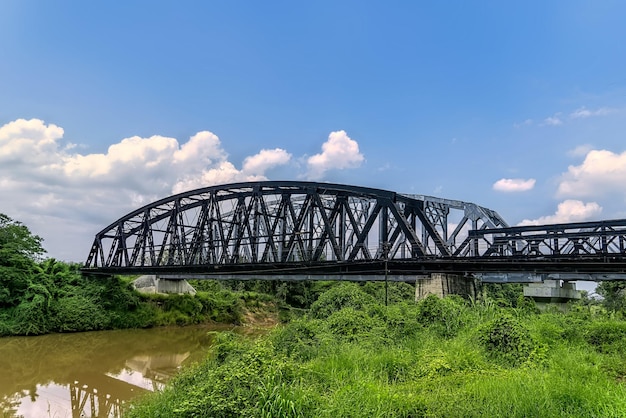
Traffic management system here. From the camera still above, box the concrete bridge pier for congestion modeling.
[133,275,197,295]
[415,273,478,301]
[523,279,581,310]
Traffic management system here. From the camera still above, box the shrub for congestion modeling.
[378,303,422,340]
[362,281,416,304]
[324,307,379,342]
[309,283,375,319]
[584,320,626,353]
[415,294,465,337]
[138,340,299,418]
[272,319,322,360]
[479,314,536,366]
[13,297,51,335]
[52,295,108,332]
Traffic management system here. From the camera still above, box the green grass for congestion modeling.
[125,289,626,418]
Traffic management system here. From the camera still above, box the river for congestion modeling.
[0,325,238,418]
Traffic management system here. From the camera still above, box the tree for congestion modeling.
[0,213,45,267]
[483,283,524,307]
[596,281,626,313]
[0,213,46,308]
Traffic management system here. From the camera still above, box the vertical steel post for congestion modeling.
[383,241,391,306]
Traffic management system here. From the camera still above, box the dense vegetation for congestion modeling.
[127,283,626,417]
[0,213,271,336]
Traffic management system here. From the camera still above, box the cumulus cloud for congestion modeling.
[557,149,626,198]
[242,148,291,176]
[492,178,536,192]
[171,162,266,194]
[306,130,364,180]
[0,118,363,260]
[518,200,602,226]
[172,148,292,193]
[0,118,65,166]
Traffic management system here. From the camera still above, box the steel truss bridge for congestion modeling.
[83,181,626,282]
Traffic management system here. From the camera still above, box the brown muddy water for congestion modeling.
[0,325,238,418]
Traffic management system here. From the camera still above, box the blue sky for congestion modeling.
[1,1,626,263]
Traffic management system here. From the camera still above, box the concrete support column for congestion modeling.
[132,275,196,295]
[523,280,580,310]
[156,277,197,295]
[415,273,477,301]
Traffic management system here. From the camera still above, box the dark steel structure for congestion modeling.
[83,181,626,279]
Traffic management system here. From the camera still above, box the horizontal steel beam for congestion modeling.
[157,274,426,282]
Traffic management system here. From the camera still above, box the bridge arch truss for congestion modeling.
[84,181,508,276]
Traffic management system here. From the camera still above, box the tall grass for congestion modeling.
[126,287,626,417]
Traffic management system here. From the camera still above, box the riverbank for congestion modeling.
[0,264,286,337]
[127,283,626,418]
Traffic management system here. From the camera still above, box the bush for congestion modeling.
[130,339,300,418]
[13,296,51,335]
[479,314,536,366]
[52,295,108,332]
[362,281,415,304]
[584,321,626,353]
[272,319,322,360]
[309,283,375,319]
[379,303,422,340]
[324,307,379,343]
[415,295,465,337]
[127,283,626,418]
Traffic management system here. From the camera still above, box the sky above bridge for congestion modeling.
[1,1,626,263]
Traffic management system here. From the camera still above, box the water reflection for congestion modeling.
[0,325,234,417]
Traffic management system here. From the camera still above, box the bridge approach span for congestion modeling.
[82,181,626,281]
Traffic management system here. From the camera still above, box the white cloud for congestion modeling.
[171,162,265,194]
[518,200,602,226]
[172,148,292,193]
[242,148,291,176]
[0,118,364,260]
[306,130,364,180]
[173,131,226,168]
[0,118,66,165]
[569,106,615,119]
[492,178,536,192]
[557,149,626,198]
[541,114,563,126]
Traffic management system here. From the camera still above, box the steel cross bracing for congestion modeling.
[461,219,626,262]
[83,181,626,279]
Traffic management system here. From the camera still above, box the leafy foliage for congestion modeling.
[483,283,525,307]
[309,282,375,319]
[0,213,45,265]
[0,213,271,335]
[415,294,465,337]
[479,314,537,366]
[0,214,45,309]
[597,281,626,313]
[584,320,626,353]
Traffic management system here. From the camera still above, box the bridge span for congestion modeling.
[82,181,626,284]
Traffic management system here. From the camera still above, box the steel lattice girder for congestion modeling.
[84,181,508,273]
[462,219,626,258]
